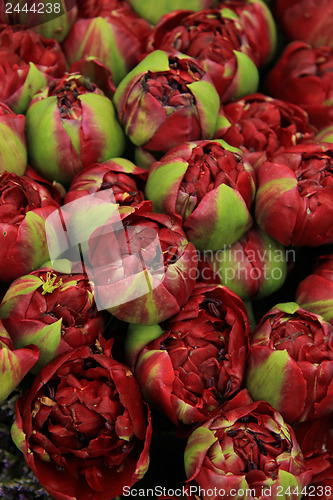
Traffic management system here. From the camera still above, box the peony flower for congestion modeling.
[184,400,312,500]
[113,51,220,154]
[86,201,198,325]
[26,73,125,184]
[254,142,333,247]
[265,42,333,130]
[65,158,147,207]
[216,0,277,67]
[0,168,61,283]
[274,0,333,49]
[145,8,259,102]
[126,283,249,426]
[214,93,315,168]
[0,26,66,113]
[0,262,107,370]
[63,4,151,86]
[246,302,333,423]
[11,339,152,500]
[145,140,256,250]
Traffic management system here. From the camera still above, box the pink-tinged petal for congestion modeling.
[105,273,181,325]
[69,58,116,98]
[171,395,208,426]
[6,62,47,115]
[144,106,201,152]
[310,361,333,419]
[110,364,146,440]
[255,162,299,245]
[125,89,167,147]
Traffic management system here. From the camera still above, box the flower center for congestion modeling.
[49,76,94,119]
[40,272,63,295]
[143,57,204,111]
[176,143,246,219]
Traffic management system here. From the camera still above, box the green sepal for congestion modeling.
[0,122,27,176]
[275,470,305,500]
[23,210,50,268]
[42,259,73,274]
[14,319,62,373]
[233,50,259,100]
[66,199,120,247]
[273,302,300,315]
[245,349,290,409]
[187,183,252,251]
[109,157,139,173]
[187,80,220,138]
[79,93,125,159]
[145,161,188,214]
[11,421,27,454]
[215,114,232,135]
[0,276,42,319]
[219,7,241,20]
[128,0,208,25]
[12,62,47,114]
[61,119,81,160]
[26,96,61,180]
[184,426,217,479]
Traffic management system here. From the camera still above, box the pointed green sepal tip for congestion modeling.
[11,421,27,454]
[276,470,307,500]
[128,0,209,25]
[42,259,73,275]
[215,114,232,135]
[12,62,47,114]
[273,302,300,315]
